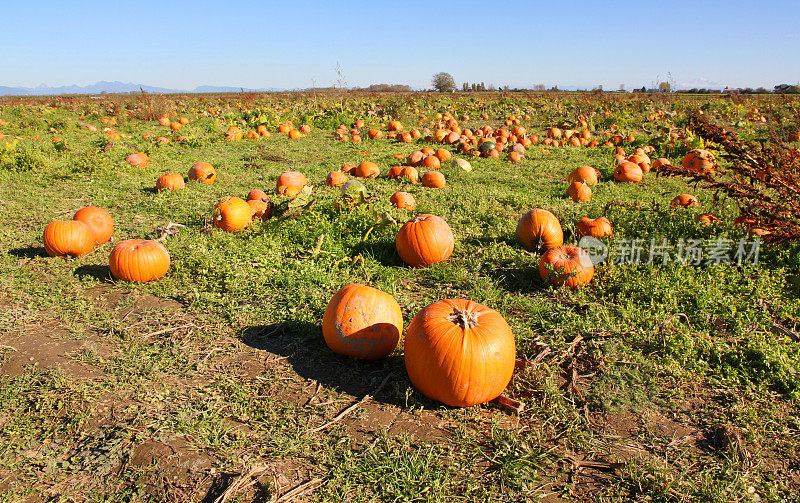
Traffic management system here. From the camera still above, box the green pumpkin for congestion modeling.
[478,141,496,154]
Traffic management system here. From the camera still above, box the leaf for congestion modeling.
[288,185,313,211]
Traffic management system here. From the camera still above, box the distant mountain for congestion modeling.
[0,81,285,96]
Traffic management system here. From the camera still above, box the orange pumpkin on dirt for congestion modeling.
[188,162,217,184]
[614,161,643,183]
[156,173,185,192]
[109,239,170,283]
[396,214,454,268]
[322,283,403,360]
[43,220,94,258]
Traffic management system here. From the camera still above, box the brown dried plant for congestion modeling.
[658,115,800,242]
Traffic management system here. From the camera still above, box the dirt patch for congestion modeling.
[0,321,104,379]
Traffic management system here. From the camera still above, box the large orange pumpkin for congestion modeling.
[276,171,307,197]
[73,207,114,245]
[404,299,516,407]
[188,162,217,184]
[516,209,563,252]
[43,220,94,258]
[539,245,594,289]
[213,197,252,232]
[109,239,170,283]
[396,214,454,267]
[321,283,403,360]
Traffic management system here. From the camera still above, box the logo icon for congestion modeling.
[578,236,608,265]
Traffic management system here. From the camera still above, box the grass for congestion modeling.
[0,91,799,502]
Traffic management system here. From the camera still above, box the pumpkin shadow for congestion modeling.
[141,187,158,194]
[352,238,400,267]
[238,321,410,408]
[73,264,114,282]
[8,246,48,259]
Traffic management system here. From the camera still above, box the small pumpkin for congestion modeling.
[355,161,380,179]
[326,170,347,187]
[156,173,185,192]
[671,194,700,208]
[390,191,416,210]
[422,155,441,170]
[696,213,719,225]
[213,197,252,232]
[247,189,269,203]
[421,171,446,188]
[72,206,113,246]
[567,181,592,202]
[322,283,403,360]
[682,149,716,174]
[652,157,672,170]
[276,171,308,197]
[576,217,613,239]
[43,220,94,258]
[125,152,148,168]
[396,214,454,267]
[539,245,594,289]
[403,166,420,185]
[109,239,170,282]
[247,200,271,220]
[188,162,217,184]
[567,166,599,185]
[516,209,563,252]
[404,299,516,407]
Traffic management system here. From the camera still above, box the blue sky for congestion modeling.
[2,0,798,90]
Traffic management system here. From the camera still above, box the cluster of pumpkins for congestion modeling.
[42,207,169,283]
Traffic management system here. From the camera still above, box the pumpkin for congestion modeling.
[73,206,114,245]
[368,129,382,139]
[188,162,217,184]
[43,220,94,258]
[156,173,185,192]
[507,151,522,162]
[322,284,403,360]
[671,194,700,208]
[652,157,672,170]
[355,161,380,179]
[567,181,592,202]
[390,191,416,210]
[247,189,269,203]
[407,151,424,166]
[421,171,446,188]
[403,166,419,185]
[516,209,563,252]
[170,121,181,131]
[682,149,716,174]
[247,200,271,220]
[576,217,613,239]
[256,125,269,137]
[342,163,357,174]
[568,166,599,185]
[435,149,451,162]
[326,170,347,187]
[614,161,643,183]
[422,155,441,170]
[288,129,304,140]
[276,171,307,197]
[125,152,148,168]
[404,299,516,407]
[696,213,719,225]
[539,245,594,289]
[109,239,170,283]
[396,214,454,267]
[452,158,472,171]
[213,197,252,232]
[300,124,311,133]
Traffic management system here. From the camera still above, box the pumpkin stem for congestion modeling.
[446,308,479,329]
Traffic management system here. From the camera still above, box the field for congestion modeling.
[1,90,799,502]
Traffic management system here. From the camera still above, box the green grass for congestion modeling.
[0,92,799,502]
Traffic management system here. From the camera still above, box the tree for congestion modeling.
[658,82,671,92]
[432,72,456,92]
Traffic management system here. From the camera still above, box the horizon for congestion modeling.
[1,0,798,92]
